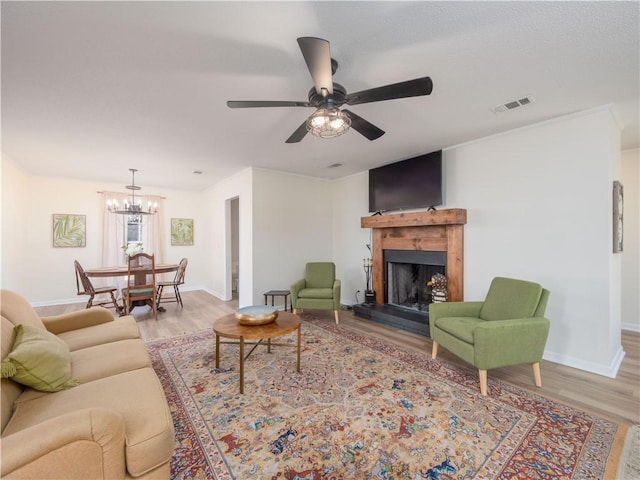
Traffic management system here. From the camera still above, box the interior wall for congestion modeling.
[332,107,624,377]
[621,148,640,331]
[446,108,622,376]
[1,157,28,294]
[204,168,253,305]
[251,169,333,307]
[0,161,212,304]
[331,172,371,305]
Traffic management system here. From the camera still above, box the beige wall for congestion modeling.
[0,159,214,304]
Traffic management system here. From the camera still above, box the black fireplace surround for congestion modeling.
[353,249,446,337]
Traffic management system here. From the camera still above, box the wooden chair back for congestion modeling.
[126,252,156,291]
[74,260,95,295]
[124,252,157,320]
[175,258,188,285]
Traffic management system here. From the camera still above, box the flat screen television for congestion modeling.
[369,150,442,213]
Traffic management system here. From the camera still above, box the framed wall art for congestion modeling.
[171,218,194,246]
[52,214,86,247]
[613,181,623,253]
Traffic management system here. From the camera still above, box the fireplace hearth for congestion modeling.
[355,209,466,338]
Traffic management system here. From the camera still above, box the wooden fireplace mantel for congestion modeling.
[361,209,467,304]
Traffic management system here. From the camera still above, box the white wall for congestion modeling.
[622,148,640,331]
[251,169,333,307]
[2,107,631,378]
[332,106,624,377]
[1,157,28,294]
[331,172,371,305]
[204,168,253,305]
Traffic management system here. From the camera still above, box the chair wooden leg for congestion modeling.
[293,308,300,315]
[431,341,439,359]
[175,285,183,308]
[532,362,542,387]
[334,310,340,325]
[156,285,164,306]
[479,369,488,396]
[109,292,122,316]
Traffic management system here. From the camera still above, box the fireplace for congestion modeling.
[354,209,466,337]
[385,250,446,313]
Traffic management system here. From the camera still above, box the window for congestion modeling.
[126,215,143,245]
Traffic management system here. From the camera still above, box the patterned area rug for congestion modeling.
[617,424,640,479]
[146,316,625,479]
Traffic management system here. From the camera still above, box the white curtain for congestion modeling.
[101,192,165,290]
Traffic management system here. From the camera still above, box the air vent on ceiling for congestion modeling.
[328,163,343,168]
[491,95,535,113]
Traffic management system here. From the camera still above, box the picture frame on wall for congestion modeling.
[613,181,623,253]
[171,218,194,246]
[52,214,86,247]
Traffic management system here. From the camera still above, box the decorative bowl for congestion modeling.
[235,305,278,326]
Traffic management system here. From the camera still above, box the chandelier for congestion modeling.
[306,106,351,139]
[107,168,157,215]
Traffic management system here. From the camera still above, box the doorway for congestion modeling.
[230,197,239,298]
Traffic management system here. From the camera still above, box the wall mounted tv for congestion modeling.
[369,150,443,213]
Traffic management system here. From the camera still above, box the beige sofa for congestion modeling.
[1,290,175,479]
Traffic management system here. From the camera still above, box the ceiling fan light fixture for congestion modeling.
[306,108,351,139]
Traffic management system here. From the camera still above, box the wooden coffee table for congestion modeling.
[212,311,301,394]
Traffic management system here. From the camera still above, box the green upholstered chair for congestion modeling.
[430,277,550,395]
[291,262,341,324]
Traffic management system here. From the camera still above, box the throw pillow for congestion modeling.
[0,324,79,392]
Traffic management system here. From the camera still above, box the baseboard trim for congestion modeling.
[31,297,85,308]
[622,322,640,332]
[543,345,626,378]
[30,285,209,308]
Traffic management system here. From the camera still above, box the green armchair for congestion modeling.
[291,262,341,324]
[430,276,550,395]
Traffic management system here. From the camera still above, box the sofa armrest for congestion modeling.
[1,408,126,479]
[290,279,306,306]
[473,317,551,369]
[41,307,116,335]
[332,279,341,310]
[429,301,484,321]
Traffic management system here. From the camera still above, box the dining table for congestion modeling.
[85,263,179,312]
[85,263,179,282]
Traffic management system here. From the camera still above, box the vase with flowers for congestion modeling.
[122,242,144,262]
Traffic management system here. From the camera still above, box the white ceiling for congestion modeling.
[2,1,639,191]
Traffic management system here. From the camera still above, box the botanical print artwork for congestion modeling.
[613,181,624,253]
[52,214,86,247]
[171,218,194,246]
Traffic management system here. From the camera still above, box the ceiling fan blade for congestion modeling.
[227,100,310,108]
[345,77,433,106]
[285,120,309,143]
[343,110,385,141]
[297,37,333,96]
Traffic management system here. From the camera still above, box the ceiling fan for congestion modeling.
[227,37,433,143]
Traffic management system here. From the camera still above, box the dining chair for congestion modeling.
[74,260,122,315]
[122,252,157,321]
[156,257,188,308]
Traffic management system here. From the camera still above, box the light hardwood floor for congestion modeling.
[35,290,640,425]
